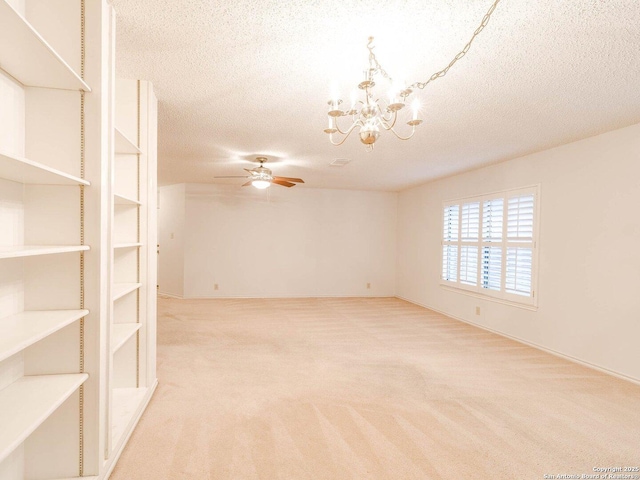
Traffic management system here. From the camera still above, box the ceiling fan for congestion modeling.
[216,157,305,189]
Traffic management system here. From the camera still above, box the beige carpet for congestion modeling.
[111,297,640,479]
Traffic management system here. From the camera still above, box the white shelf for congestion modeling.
[0,310,88,363]
[112,283,141,301]
[114,242,142,249]
[0,0,90,91]
[112,323,141,353]
[0,245,89,259]
[114,128,141,154]
[0,150,89,186]
[0,373,89,463]
[111,387,148,450]
[114,194,141,206]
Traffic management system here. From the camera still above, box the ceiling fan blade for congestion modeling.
[244,168,257,175]
[241,180,253,187]
[274,176,304,183]
[272,179,296,188]
[215,175,250,179]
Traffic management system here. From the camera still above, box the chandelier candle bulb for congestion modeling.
[324,114,338,134]
[328,99,343,117]
[330,83,339,108]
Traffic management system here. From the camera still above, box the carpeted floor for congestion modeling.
[110,296,640,479]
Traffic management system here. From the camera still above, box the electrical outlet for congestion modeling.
[366,282,371,289]
[214,283,219,291]
[475,306,481,315]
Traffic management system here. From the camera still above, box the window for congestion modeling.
[441,186,539,306]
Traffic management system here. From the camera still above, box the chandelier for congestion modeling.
[324,0,501,151]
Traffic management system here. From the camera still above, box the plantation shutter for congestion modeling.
[460,202,479,285]
[481,198,503,291]
[460,202,480,241]
[441,186,537,306]
[505,193,535,297]
[482,198,503,243]
[506,248,532,295]
[507,194,534,242]
[442,245,458,282]
[481,246,502,291]
[460,246,478,285]
[442,205,459,282]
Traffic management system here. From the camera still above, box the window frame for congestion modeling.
[440,185,540,308]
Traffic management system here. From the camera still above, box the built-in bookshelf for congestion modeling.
[106,78,157,472]
[0,1,157,479]
[0,1,93,478]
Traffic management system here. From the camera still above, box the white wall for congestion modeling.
[397,123,640,382]
[158,184,185,297]
[181,183,397,298]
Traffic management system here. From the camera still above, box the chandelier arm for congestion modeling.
[328,121,362,146]
[379,111,398,130]
[409,0,501,90]
[387,125,417,141]
[334,116,357,136]
[379,109,393,124]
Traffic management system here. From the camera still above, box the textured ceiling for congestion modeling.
[112,0,640,192]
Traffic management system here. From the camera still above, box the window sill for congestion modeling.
[440,284,538,311]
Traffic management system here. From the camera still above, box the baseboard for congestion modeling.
[182,294,395,299]
[396,295,640,386]
[158,291,183,299]
[103,379,159,479]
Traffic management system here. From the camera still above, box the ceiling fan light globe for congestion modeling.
[252,179,271,189]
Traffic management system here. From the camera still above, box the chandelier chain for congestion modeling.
[367,0,501,90]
